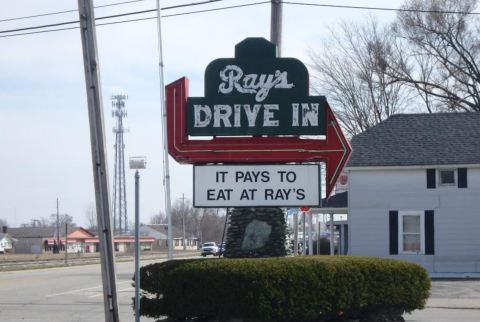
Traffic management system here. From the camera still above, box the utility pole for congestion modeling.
[156,0,173,260]
[65,223,68,265]
[56,198,60,246]
[270,0,283,56]
[181,193,186,251]
[77,1,120,321]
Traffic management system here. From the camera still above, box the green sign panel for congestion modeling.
[187,38,326,136]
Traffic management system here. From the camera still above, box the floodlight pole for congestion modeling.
[134,169,140,322]
[78,1,119,321]
[129,156,146,322]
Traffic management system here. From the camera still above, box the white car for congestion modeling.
[201,242,219,257]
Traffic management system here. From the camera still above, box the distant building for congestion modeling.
[0,232,15,253]
[8,226,155,254]
[8,226,61,254]
[140,224,199,251]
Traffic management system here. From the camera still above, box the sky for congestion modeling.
[0,0,404,228]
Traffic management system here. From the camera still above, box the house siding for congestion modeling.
[349,167,480,273]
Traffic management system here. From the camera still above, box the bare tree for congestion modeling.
[199,208,226,243]
[48,213,76,228]
[150,198,226,243]
[24,217,50,227]
[310,17,411,136]
[85,203,97,231]
[388,0,480,112]
[149,211,166,225]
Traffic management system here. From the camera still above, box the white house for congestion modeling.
[0,233,14,253]
[347,113,480,276]
[140,224,199,251]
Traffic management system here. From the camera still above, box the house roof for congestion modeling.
[8,227,57,238]
[67,227,95,239]
[347,113,480,168]
[144,224,185,238]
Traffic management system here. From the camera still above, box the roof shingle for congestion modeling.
[347,113,480,167]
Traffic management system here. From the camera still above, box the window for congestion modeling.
[439,169,455,186]
[398,211,424,254]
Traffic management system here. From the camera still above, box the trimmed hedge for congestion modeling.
[138,256,430,322]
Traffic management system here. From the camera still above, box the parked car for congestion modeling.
[201,242,219,257]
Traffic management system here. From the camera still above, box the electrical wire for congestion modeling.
[0,0,227,23]
[282,1,480,15]
[0,0,147,23]
[162,1,269,18]
[0,1,269,39]
[4,0,478,39]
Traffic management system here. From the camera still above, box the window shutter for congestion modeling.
[425,210,435,255]
[458,168,467,188]
[389,211,398,255]
[427,169,436,189]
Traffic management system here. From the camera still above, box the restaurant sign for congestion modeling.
[187,38,326,136]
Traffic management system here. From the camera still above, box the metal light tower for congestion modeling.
[112,94,128,235]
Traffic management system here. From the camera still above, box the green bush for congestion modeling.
[138,256,430,321]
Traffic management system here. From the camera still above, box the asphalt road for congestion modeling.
[2,258,480,322]
[0,258,162,322]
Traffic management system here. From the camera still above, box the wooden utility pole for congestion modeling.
[270,0,283,56]
[77,0,120,321]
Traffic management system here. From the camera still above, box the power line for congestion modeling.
[0,1,269,39]
[0,0,147,23]
[6,0,475,39]
[282,1,480,15]
[0,0,226,24]
[162,1,269,18]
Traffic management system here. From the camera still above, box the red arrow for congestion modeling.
[166,77,351,198]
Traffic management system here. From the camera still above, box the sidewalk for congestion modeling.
[404,279,480,321]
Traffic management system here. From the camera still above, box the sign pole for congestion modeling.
[78,1,119,320]
[308,212,313,255]
[330,213,334,256]
[293,211,298,256]
[302,212,306,255]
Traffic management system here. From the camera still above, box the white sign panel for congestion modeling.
[194,164,320,207]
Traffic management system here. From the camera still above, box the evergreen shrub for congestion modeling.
[138,256,430,321]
